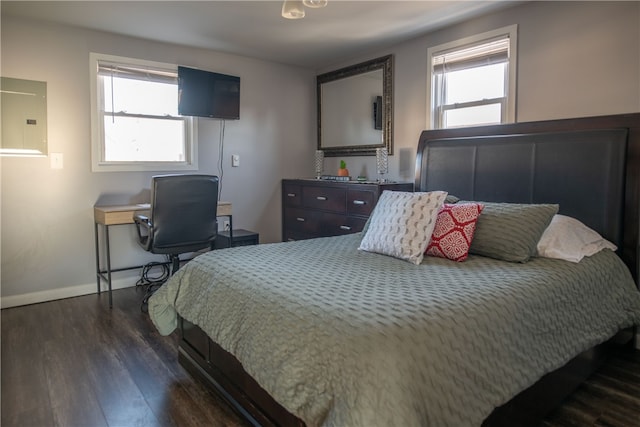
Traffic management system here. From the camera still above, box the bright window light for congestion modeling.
[445,64,505,104]
[427,25,517,129]
[90,53,197,172]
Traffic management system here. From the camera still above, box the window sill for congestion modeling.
[91,161,198,173]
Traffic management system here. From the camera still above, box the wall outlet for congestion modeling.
[223,220,230,231]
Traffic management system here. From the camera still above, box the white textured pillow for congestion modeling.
[359,190,448,264]
[536,214,617,263]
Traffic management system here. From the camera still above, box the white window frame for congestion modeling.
[426,25,518,129]
[90,52,198,172]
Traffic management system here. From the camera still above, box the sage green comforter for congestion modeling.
[149,233,640,427]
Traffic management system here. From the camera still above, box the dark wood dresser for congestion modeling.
[282,179,413,241]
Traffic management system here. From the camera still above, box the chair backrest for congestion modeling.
[149,174,219,254]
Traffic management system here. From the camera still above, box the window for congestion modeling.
[90,53,197,172]
[427,25,517,129]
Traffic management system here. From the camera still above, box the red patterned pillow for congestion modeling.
[425,203,484,262]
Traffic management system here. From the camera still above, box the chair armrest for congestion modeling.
[134,213,149,224]
[133,214,152,250]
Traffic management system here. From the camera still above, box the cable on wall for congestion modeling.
[217,119,226,200]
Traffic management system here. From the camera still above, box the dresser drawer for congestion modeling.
[282,179,413,242]
[302,186,346,213]
[321,213,368,237]
[283,207,322,235]
[283,183,302,207]
[282,229,315,242]
[347,189,377,217]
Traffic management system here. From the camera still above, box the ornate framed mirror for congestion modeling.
[317,55,393,156]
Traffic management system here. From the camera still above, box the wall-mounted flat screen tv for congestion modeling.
[178,66,240,120]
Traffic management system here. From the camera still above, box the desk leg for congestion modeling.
[229,215,233,248]
[105,225,113,308]
[94,222,101,294]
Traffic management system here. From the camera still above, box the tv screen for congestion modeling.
[178,66,240,120]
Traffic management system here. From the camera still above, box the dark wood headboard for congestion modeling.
[414,113,640,281]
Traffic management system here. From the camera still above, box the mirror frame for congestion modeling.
[317,54,393,157]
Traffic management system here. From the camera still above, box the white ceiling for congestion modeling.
[1,1,518,69]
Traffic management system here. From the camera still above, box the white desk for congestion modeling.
[94,202,232,307]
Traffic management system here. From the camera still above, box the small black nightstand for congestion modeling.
[215,229,259,248]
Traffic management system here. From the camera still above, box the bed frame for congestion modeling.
[178,113,640,427]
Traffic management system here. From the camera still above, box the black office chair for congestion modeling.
[134,174,219,275]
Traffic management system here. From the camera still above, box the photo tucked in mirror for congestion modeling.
[317,55,393,156]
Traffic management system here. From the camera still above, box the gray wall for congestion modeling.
[322,1,640,181]
[2,1,639,306]
[1,16,316,306]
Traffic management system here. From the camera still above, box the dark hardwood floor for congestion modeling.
[2,286,639,427]
[541,349,640,427]
[1,286,247,427]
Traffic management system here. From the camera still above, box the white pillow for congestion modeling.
[358,190,448,264]
[536,214,617,263]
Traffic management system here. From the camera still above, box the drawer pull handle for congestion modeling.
[287,193,296,197]
[340,225,352,230]
[352,200,366,205]
[316,196,327,201]
[296,217,305,222]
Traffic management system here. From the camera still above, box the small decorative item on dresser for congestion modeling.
[314,150,324,179]
[376,147,388,182]
[337,160,350,177]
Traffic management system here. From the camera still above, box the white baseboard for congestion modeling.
[0,274,139,309]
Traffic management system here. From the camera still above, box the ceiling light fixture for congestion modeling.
[303,0,328,8]
[282,0,305,19]
[282,0,327,19]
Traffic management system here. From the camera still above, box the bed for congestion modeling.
[149,113,640,427]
